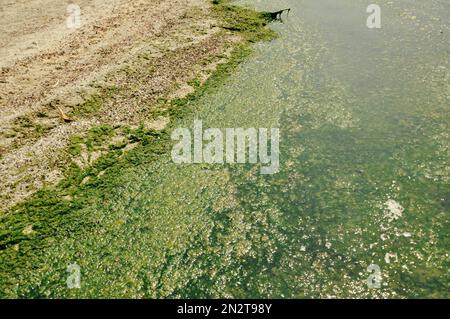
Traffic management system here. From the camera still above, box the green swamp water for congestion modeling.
[1,0,449,298]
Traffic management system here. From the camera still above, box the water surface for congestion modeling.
[5,0,449,298]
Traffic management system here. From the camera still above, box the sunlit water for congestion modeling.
[6,0,449,298]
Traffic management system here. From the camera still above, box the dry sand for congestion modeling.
[0,0,237,210]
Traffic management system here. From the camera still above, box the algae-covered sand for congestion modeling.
[0,0,449,298]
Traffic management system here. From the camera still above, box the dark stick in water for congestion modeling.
[268,8,291,22]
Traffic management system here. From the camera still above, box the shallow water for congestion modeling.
[4,0,449,298]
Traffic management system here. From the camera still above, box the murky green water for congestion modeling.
[2,0,449,298]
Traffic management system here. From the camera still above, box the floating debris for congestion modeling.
[383,199,405,222]
[385,253,398,264]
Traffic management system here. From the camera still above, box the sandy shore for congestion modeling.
[0,0,240,210]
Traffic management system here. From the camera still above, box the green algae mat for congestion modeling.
[1,0,449,298]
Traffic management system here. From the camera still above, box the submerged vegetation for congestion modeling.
[1,0,447,299]
[0,0,276,297]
